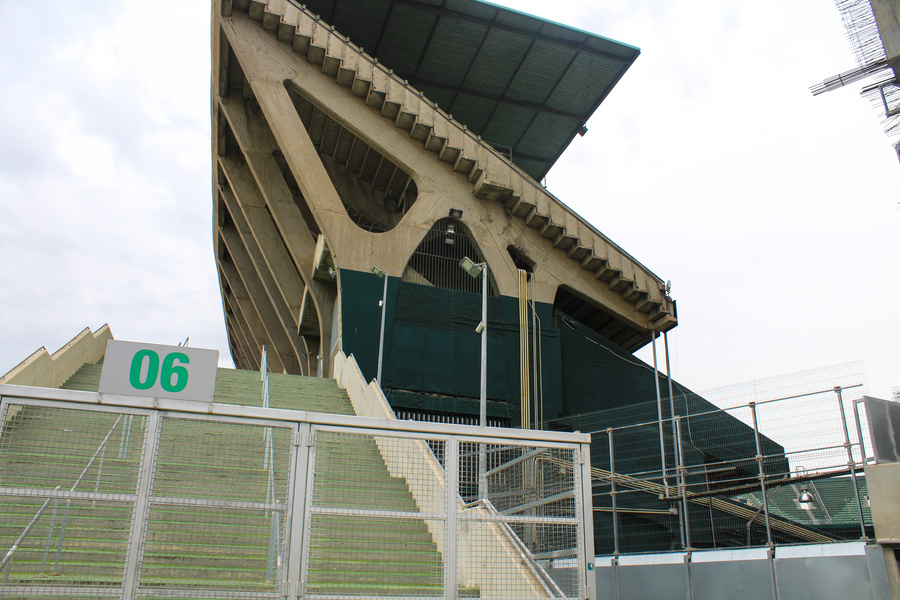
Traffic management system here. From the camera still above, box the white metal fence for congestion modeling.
[0,385,594,600]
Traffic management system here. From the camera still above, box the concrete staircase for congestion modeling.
[1,362,476,595]
[307,431,448,595]
[0,398,140,585]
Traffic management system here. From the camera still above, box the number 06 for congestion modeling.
[129,350,190,393]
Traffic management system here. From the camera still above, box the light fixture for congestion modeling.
[798,487,815,510]
[448,208,463,219]
[372,266,386,278]
[445,223,455,244]
[460,256,483,278]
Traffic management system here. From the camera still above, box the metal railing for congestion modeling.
[557,372,873,555]
[1,411,127,581]
[0,485,60,579]
[0,382,594,599]
[470,497,566,598]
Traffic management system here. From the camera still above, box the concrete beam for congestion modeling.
[217,91,336,369]
[219,182,309,372]
[218,250,289,374]
[220,263,266,371]
[217,158,305,317]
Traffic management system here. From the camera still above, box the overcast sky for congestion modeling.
[0,1,897,401]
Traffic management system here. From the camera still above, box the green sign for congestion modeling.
[99,340,218,401]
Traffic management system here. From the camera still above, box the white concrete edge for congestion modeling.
[598,541,871,567]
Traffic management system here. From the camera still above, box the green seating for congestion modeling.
[0,362,476,596]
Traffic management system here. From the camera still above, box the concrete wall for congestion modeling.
[0,325,111,388]
[871,0,900,72]
[595,543,894,600]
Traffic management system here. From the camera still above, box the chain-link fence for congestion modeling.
[1,389,594,599]
[553,362,873,555]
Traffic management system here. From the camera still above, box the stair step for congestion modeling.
[57,363,356,416]
[0,359,471,591]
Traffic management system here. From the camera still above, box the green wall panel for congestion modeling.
[339,269,562,425]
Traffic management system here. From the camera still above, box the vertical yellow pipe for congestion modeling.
[518,269,530,429]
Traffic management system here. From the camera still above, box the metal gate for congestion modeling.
[0,389,593,600]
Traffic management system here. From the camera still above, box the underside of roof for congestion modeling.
[297,0,640,181]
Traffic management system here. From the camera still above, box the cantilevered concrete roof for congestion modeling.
[297,0,640,181]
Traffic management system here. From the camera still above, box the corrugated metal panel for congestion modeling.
[377,6,438,73]
[441,94,496,132]
[506,40,577,103]
[418,18,488,85]
[464,29,533,96]
[480,103,534,147]
[330,0,391,51]
[547,56,620,113]
[292,0,639,181]
[516,112,580,160]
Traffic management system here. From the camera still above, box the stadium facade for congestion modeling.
[2,0,900,597]
[211,0,677,427]
[208,0,787,555]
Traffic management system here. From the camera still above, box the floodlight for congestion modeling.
[798,488,815,509]
[460,256,483,278]
[475,322,484,334]
[448,208,463,219]
[372,266,387,278]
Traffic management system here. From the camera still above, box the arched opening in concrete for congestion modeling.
[402,218,497,295]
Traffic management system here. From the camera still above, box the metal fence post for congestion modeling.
[749,402,774,547]
[445,436,459,600]
[651,334,669,493]
[118,414,133,460]
[39,497,59,575]
[675,417,691,550]
[578,442,598,600]
[122,411,162,600]
[284,423,312,600]
[834,386,868,539]
[607,428,619,557]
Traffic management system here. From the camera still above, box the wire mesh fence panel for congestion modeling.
[0,404,145,493]
[305,514,445,597]
[2,395,595,599]
[0,401,145,594]
[136,415,292,596]
[460,442,585,599]
[302,429,449,598]
[556,362,871,554]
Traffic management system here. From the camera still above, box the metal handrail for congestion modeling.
[49,415,123,573]
[0,485,61,579]
[2,414,124,579]
[468,498,566,598]
[261,347,280,584]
